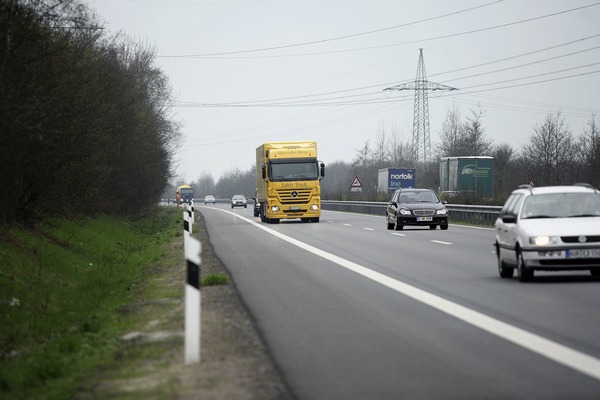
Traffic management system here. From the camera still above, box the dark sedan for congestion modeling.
[386,188,449,230]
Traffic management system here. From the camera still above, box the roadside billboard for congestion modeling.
[378,168,416,193]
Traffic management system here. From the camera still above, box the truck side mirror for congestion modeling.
[261,164,267,180]
[319,162,325,179]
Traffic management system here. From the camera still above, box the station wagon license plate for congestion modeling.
[567,249,600,258]
[416,217,433,222]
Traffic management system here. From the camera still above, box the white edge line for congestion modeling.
[203,207,600,381]
[431,240,453,245]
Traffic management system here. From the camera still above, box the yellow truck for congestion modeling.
[256,141,325,223]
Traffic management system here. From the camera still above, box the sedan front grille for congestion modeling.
[413,209,435,217]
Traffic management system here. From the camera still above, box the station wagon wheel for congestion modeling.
[496,243,514,278]
[517,251,533,282]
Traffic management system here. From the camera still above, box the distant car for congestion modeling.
[495,184,600,282]
[386,188,448,230]
[204,195,215,204]
[231,194,247,208]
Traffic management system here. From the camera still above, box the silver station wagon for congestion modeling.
[495,184,600,282]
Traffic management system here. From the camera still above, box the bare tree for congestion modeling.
[436,104,463,157]
[521,112,575,186]
[577,113,600,188]
[388,124,412,167]
[372,123,388,169]
[462,105,492,155]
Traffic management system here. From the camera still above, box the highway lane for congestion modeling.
[199,204,600,399]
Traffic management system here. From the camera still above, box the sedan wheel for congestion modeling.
[517,251,533,282]
[394,218,404,231]
[386,216,394,230]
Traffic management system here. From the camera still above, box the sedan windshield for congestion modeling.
[399,191,439,203]
[521,193,600,219]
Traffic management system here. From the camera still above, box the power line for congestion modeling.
[173,35,600,107]
[159,0,504,58]
[174,67,600,108]
[159,2,600,59]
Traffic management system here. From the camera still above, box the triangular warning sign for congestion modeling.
[350,176,362,188]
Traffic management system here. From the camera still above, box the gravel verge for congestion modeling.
[74,211,295,400]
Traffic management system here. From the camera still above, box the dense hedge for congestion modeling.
[0,0,181,223]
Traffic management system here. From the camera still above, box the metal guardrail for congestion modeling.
[321,200,502,226]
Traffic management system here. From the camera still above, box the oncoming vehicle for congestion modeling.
[177,184,194,204]
[231,195,247,208]
[495,184,600,282]
[204,195,216,204]
[386,188,449,230]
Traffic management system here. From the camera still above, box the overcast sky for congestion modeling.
[85,0,600,184]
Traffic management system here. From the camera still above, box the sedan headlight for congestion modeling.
[399,208,412,215]
[436,208,448,215]
[529,236,559,245]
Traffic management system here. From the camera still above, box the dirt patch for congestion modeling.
[74,212,295,399]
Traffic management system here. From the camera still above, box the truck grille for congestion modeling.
[277,189,312,204]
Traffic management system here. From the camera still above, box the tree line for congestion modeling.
[1,0,181,224]
[180,106,599,206]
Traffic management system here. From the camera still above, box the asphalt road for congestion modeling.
[199,204,600,400]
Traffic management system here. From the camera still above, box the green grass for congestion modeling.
[0,207,183,399]
[201,273,230,286]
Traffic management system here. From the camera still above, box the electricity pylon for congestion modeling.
[384,48,458,163]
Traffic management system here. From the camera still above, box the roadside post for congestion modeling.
[183,211,201,364]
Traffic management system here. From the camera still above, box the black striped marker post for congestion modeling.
[184,203,193,234]
[184,211,201,364]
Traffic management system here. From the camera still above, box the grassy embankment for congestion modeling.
[0,207,195,399]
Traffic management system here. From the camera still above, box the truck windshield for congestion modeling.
[269,160,318,181]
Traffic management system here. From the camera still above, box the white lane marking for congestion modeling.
[343,223,352,227]
[205,207,600,381]
[363,228,374,231]
[390,233,406,237]
[431,240,453,245]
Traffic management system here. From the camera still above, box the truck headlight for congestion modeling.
[310,204,319,212]
[271,205,280,213]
